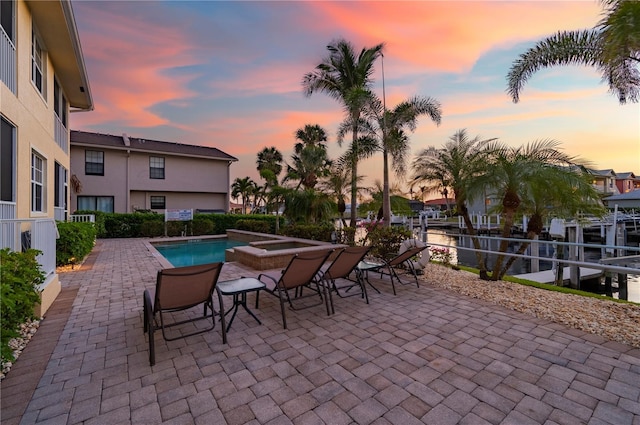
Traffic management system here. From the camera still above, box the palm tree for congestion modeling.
[507,0,640,104]
[362,94,442,226]
[498,165,604,278]
[477,139,596,280]
[318,165,361,228]
[285,124,332,189]
[256,147,283,188]
[294,124,328,153]
[303,38,384,228]
[231,176,256,214]
[411,129,496,279]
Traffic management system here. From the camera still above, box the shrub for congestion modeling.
[280,223,335,241]
[364,224,412,260]
[0,249,44,362]
[140,221,165,237]
[56,221,97,266]
[236,219,271,234]
[192,217,215,235]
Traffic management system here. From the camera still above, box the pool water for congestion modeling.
[153,238,247,267]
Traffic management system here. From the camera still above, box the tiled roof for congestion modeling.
[70,130,237,161]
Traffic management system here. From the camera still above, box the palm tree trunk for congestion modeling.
[498,230,536,280]
[491,208,517,280]
[459,203,489,279]
[349,122,358,232]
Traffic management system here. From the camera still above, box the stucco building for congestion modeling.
[1,0,93,314]
[69,131,237,214]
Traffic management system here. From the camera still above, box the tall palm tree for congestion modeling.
[362,94,442,226]
[477,139,595,280]
[303,38,384,228]
[294,124,328,153]
[411,129,496,279]
[256,147,283,188]
[507,0,640,104]
[231,176,256,214]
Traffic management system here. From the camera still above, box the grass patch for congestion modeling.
[453,264,638,305]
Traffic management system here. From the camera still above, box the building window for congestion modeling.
[54,162,67,208]
[150,156,165,179]
[85,150,104,175]
[150,196,165,209]
[1,0,14,42]
[54,79,68,127]
[77,196,114,213]
[1,116,15,203]
[31,151,45,212]
[31,29,46,97]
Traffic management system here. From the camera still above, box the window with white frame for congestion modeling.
[85,150,104,175]
[54,162,67,209]
[54,79,68,127]
[31,28,46,97]
[77,196,114,213]
[149,156,165,179]
[31,151,45,212]
[150,196,165,209]
[1,116,15,203]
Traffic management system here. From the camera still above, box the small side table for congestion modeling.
[216,277,265,332]
[355,260,384,294]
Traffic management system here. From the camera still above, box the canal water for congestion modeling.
[420,228,640,304]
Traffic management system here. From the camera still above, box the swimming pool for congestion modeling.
[153,238,247,267]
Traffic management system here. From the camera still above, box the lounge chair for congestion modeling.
[359,244,428,295]
[257,250,332,329]
[143,262,225,366]
[317,246,371,315]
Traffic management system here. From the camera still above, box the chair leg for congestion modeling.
[216,290,228,344]
[143,290,156,366]
[276,288,288,329]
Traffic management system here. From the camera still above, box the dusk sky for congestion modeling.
[70,1,639,198]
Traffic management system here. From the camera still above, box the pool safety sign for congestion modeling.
[165,209,193,222]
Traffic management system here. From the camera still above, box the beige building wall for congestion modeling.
[1,0,93,315]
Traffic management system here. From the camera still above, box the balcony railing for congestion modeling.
[0,218,59,280]
[0,26,16,94]
[71,214,95,223]
[0,201,16,221]
[54,115,68,154]
[54,206,67,222]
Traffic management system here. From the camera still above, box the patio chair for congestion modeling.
[317,246,371,315]
[361,244,428,295]
[256,250,332,329]
[143,262,226,366]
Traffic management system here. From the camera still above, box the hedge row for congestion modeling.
[73,211,278,238]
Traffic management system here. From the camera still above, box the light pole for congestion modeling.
[381,51,391,226]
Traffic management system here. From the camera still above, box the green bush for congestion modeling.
[280,223,335,242]
[140,221,165,237]
[0,249,44,362]
[235,219,272,234]
[56,221,97,266]
[364,225,412,260]
[69,212,278,238]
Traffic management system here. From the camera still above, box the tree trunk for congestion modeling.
[349,121,358,234]
[458,202,490,279]
[491,190,520,280]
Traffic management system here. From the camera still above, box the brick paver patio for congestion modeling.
[1,238,639,424]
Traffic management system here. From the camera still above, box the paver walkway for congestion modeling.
[1,238,639,424]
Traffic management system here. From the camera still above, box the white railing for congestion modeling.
[71,214,95,223]
[54,115,68,154]
[0,26,16,94]
[0,201,16,220]
[54,206,66,222]
[0,218,59,278]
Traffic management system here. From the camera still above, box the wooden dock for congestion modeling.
[513,267,603,284]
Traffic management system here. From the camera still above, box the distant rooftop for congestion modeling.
[70,130,237,162]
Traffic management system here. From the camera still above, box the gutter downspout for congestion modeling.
[123,134,131,212]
